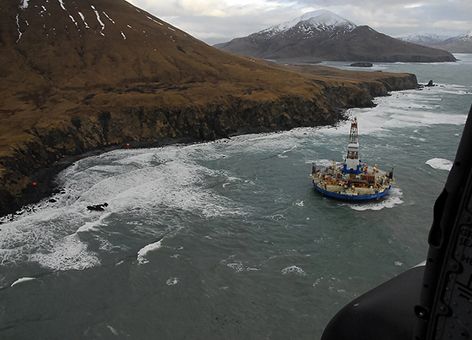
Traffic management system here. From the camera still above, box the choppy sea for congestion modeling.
[1,54,471,340]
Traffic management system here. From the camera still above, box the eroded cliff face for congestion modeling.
[0,73,417,217]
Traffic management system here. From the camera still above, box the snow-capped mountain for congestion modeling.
[399,31,472,53]
[260,10,356,37]
[215,9,455,62]
[399,33,452,45]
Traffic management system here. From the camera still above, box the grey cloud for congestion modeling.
[131,0,472,44]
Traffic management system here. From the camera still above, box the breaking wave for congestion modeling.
[426,158,453,171]
[346,187,404,212]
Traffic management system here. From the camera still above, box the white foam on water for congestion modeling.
[30,234,100,271]
[107,325,119,336]
[315,86,469,138]
[0,202,101,270]
[77,213,111,233]
[11,277,35,287]
[269,213,286,221]
[220,255,259,273]
[225,262,260,273]
[426,158,453,171]
[347,187,404,212]
[166,277,179,286]
[246,267,260,271]
[0,143,247,271]
[221,125,330,159]
[57,149,247,219]
[137,240,162,264]
[281,265,306,276]
[308,159,342,167]
[277,145,297,158]
[409,136,426,142]
[295,201,304,207]
[226,262,244,272]
[312,277,323,287]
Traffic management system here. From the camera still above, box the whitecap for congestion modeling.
[347,187,404,212]
[166,277,179,286]
[269,214,286,221]
[409,136,426,142]
[11,277,36,287]
[107,325,119,336]
[246,267,260,271]
[426,158,453,171]
[76,213,111,233]
[314,87,468,138]
[137,240,162,264]
[277,145,297,158]
[308,159,341,167]
[281,265,306,276]
[226,262,244,273]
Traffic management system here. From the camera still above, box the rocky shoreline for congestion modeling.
[0,72,418,218]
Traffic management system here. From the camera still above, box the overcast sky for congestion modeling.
[129,0,472,44]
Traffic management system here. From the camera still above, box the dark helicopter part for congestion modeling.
[321,265,424,340]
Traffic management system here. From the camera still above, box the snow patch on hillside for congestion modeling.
[19,0,29,9]
[78,12,90,29]
[15,14,22,43]
[57,0,66,11]
[102,11,115,24]
[147,16,163,26]
[69,14,78,27]
[91,5,105,36]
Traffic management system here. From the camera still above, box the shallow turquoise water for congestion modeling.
[1,55,471,340]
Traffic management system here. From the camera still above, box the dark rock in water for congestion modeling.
[49,199,57,203]
[350,62,373,67]
[87,203,109,212]
[425,80,435,87]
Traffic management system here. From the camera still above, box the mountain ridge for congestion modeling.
[400,31,472,53]
[215,10,456,62]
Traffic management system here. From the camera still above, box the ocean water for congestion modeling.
[1,54,472,340]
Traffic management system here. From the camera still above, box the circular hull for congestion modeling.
[313,182,391,202]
